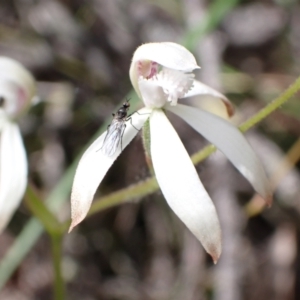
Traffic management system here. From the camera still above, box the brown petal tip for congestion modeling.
[68,219,79,233]
[265,194,273,207]
[212,256,219,265]
[222,98,235,117]
[208,244,221,265]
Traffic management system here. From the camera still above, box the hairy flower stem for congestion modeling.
[239,76,300,132]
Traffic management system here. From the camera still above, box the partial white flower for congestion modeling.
[0,57,36,232]
[70,42,271,262]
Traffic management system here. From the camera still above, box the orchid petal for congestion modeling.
[150,109,221,262]
[132,42,199,72]
[0,111,8,131]
[0,57,36,113]
[183,80,235,117]
[0,122,27,232]
[130,42,199,98]
[70,107,151,231]
[138,79,166,108]
[167,104,272,204]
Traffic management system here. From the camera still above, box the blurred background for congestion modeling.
[1,0,300,299]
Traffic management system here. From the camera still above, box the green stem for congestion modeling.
[89,177,158,215]
[239,76,300,132]
[51,234,65,300]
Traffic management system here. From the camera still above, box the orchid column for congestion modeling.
[0,57,36,232]
[70,42,271,263]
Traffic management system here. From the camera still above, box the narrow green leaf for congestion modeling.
[182,0,240,50]
[24,185,61,233]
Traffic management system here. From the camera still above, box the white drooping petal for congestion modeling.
[0,110,9,130]
[167,104,272,204]
[183,80,235,117]
[130,42,199,99]
[0,81,24,119]
[70,107,151,231]
[150,109,221,262]
[0,57,36,116]
[0,122,27,232]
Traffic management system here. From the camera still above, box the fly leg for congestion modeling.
[128,110,151,118]
[126,117,139,131]
[127,110,151,130]
[120,124,126,151]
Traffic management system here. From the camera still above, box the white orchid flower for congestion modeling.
[0,57,36,232]
[70,42,271,262]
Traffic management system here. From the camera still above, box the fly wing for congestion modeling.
[101,119,126,156]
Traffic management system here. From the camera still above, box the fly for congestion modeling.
[100,99,138,157]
